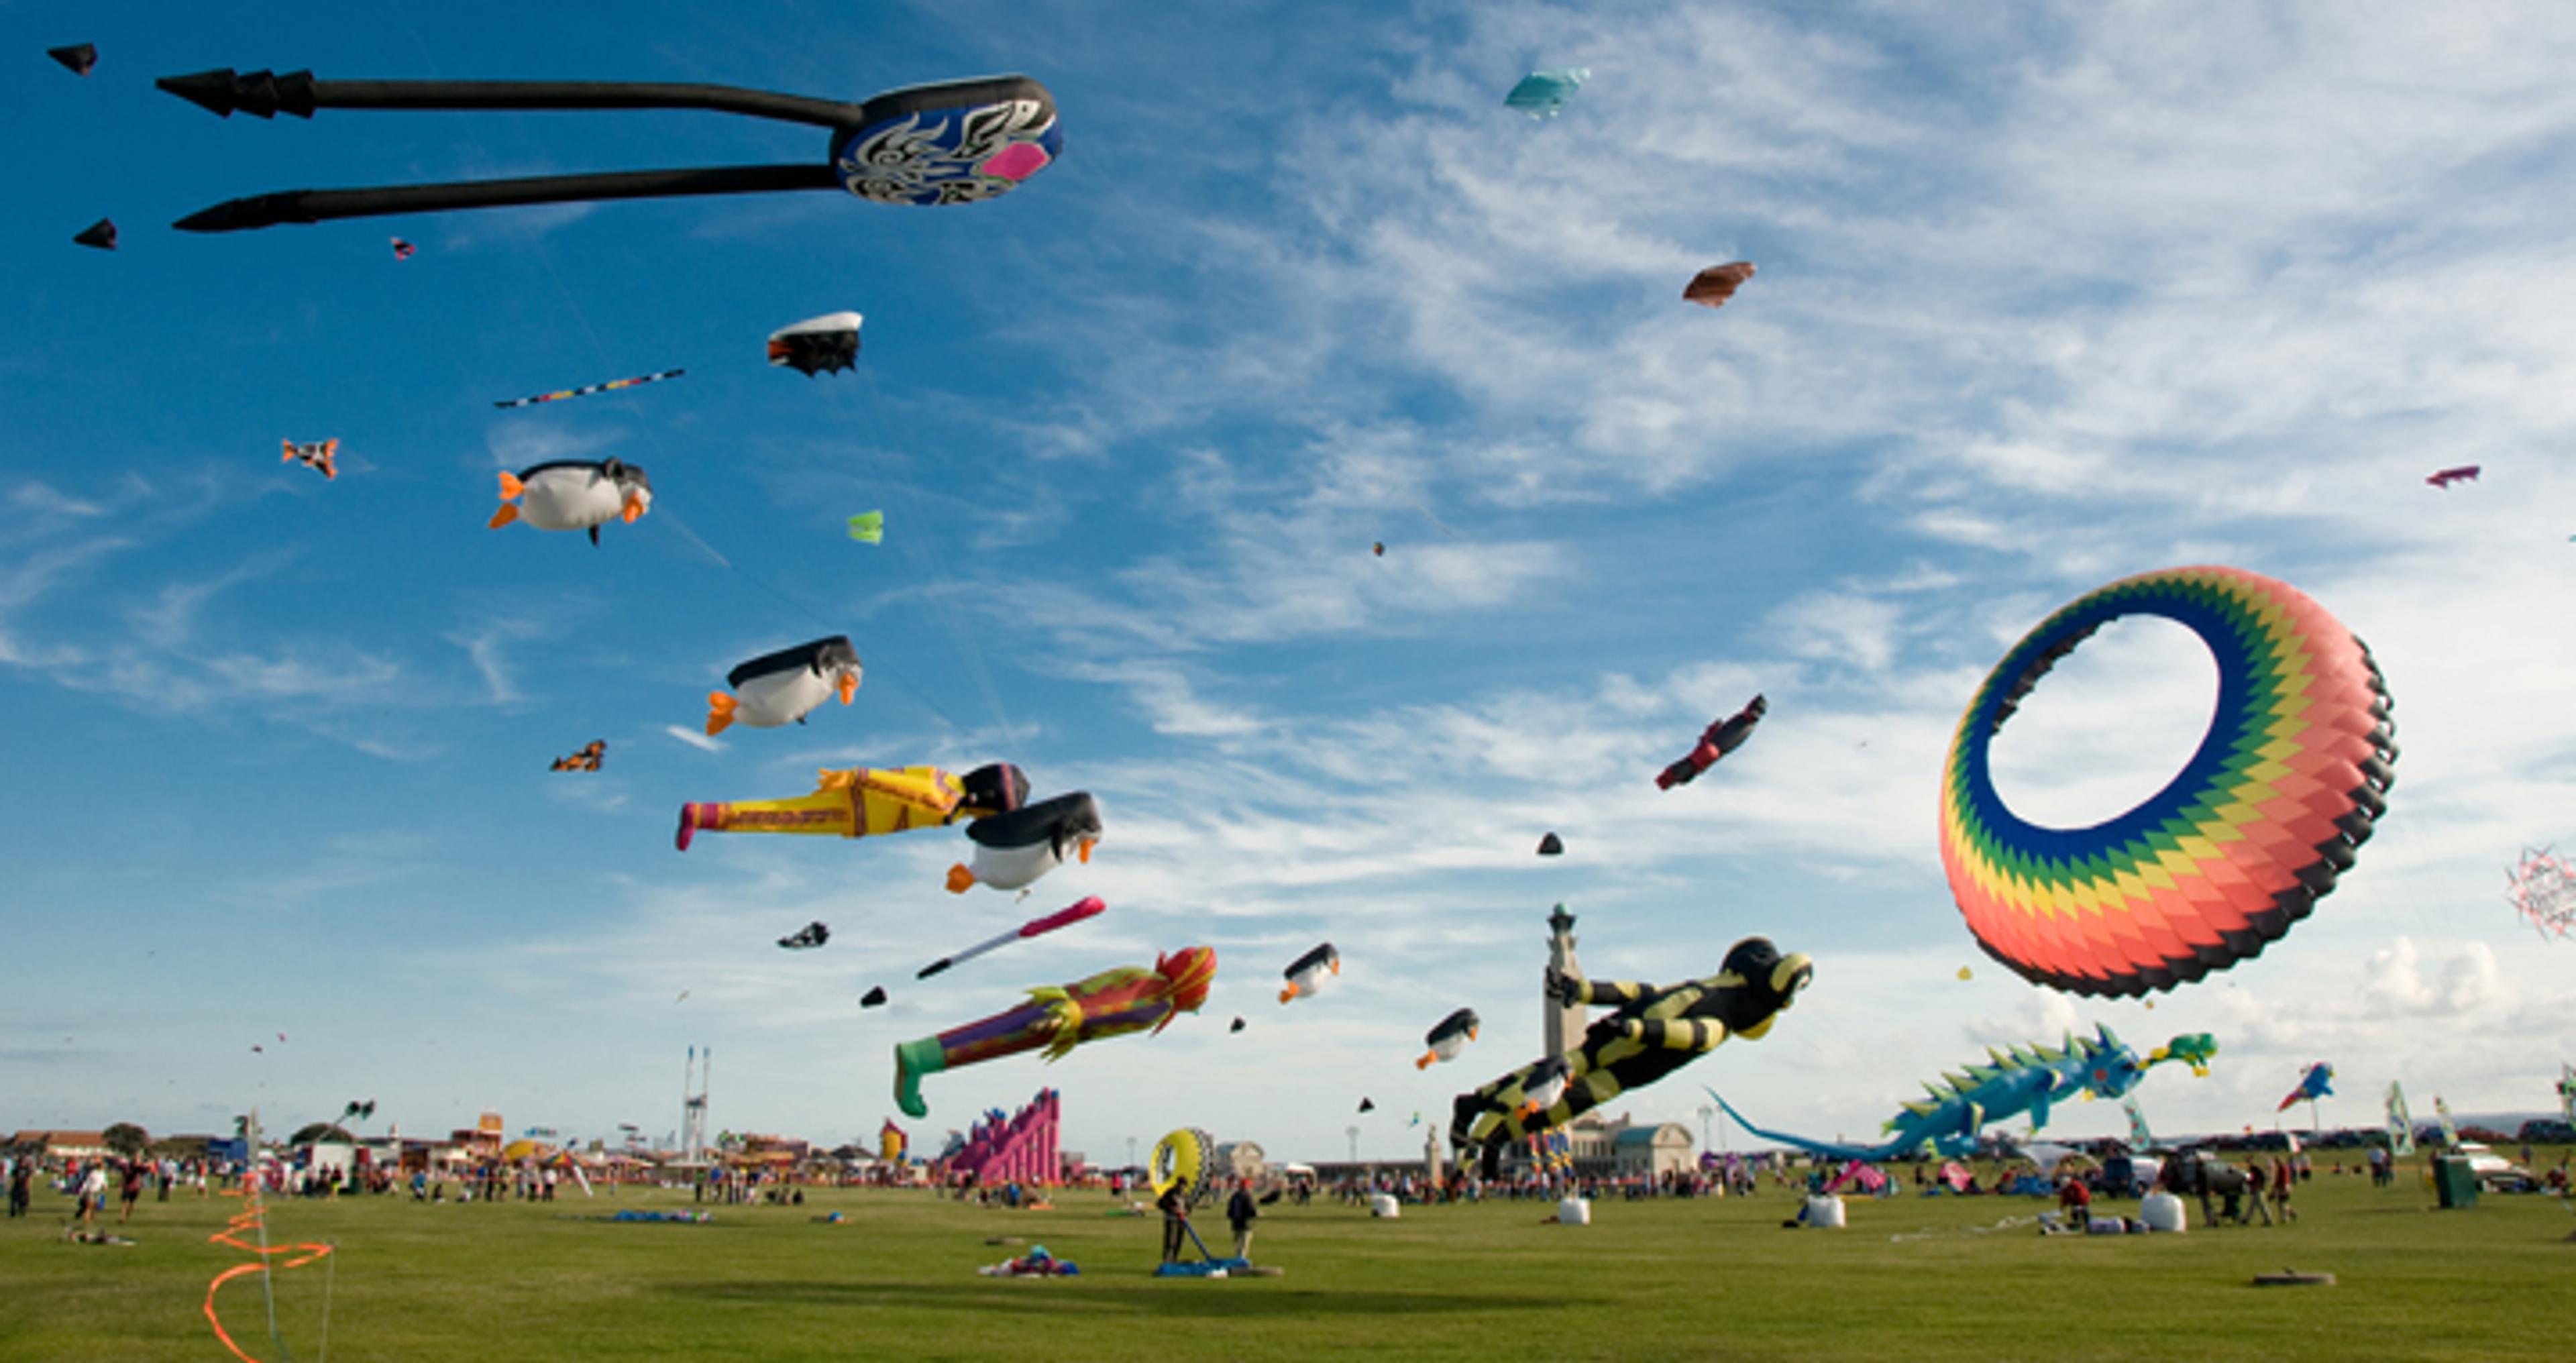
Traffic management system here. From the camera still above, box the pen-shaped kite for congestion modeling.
[916,896,1106,979]
[157,67,1059,231]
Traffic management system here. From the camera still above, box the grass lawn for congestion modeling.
[3,1164,2567,1362]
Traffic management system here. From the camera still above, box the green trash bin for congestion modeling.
[2432,1155,2479,1209]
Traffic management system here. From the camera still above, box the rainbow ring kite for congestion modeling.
[1939,566,2397,997]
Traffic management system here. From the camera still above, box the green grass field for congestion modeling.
[4,1168,2567,1362]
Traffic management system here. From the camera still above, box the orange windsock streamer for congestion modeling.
[203,1187,334,1363]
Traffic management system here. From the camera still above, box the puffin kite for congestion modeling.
[550,739,606,772]
[1279,942,1339,1003]
[487,458,651,545]
[707,636,862,736]
[1417,1007,1481,1069]
[946,790,1101,893]
[282,438,339,480]
[778,921,830,950]
[768,311,864,376]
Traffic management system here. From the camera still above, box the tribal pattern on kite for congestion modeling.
[676,761,1025,851]
[1658,695,1766,789]
[159,69,1059,231]
[1709,1024,2192,1163]
[488,459,652,545]
[549,739,605,772]
[1450,936,1811,1173]
[892,946,1216,1117]
[2506,845,2576,942]
[282,439,338,480]
[1941,566,2398,997]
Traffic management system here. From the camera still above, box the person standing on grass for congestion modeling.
[2273,1156,2298,1223]
[1226,1179,1259,1260]
[118,1160,144,1223]
[8,1158,30,1218]
[1156,1179,1190,1264]
[77,1162,107,1228]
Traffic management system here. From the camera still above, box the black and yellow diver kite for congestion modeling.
[1448,936,1811,1177]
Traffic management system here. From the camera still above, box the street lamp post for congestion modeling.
[1126,1136,1137,1173]
[1697,1105,1715,1159]
[1346,1126,1359,1166]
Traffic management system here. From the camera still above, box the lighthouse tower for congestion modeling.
[1543,903,1586,1057]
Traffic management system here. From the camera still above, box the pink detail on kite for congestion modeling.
[981,142,1051,182]
[1022,896,1106,938]
[2425,465,2480,488]
[2508,846,2576,941]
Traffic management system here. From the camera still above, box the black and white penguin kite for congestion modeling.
[767,312,863,376]
[1279,942,1339,1004]
[706,636,862,736]
[945,790,1101,893]
[486,459,651,545]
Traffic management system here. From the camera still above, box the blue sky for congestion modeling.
[5,0,2572,1163]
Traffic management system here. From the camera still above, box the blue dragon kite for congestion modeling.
[1709,1025,2204,1162]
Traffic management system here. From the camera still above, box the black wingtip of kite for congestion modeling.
[73,218,116,250]
[174,200,260,233]
[48,44,98,77]
[158,66,314,119]
[158,68,243,116]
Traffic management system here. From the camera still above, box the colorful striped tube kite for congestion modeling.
[891,946,1215,1117]
[1939,566,2397,997]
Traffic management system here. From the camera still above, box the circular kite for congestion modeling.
[1150,1127,1215,1203]
[1939,565,2396,997]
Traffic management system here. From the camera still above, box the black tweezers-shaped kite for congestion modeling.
[158,66,1061,232]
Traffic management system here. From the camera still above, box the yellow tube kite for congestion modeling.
[676,763,1026,850]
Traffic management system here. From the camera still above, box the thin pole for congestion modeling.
[158,69,868,128]
[176,164,837,232]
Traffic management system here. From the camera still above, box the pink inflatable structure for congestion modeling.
[946,1087,1062,1187]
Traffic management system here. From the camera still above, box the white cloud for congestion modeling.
[2361,937,2512,1018]
[663,724,727,753]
